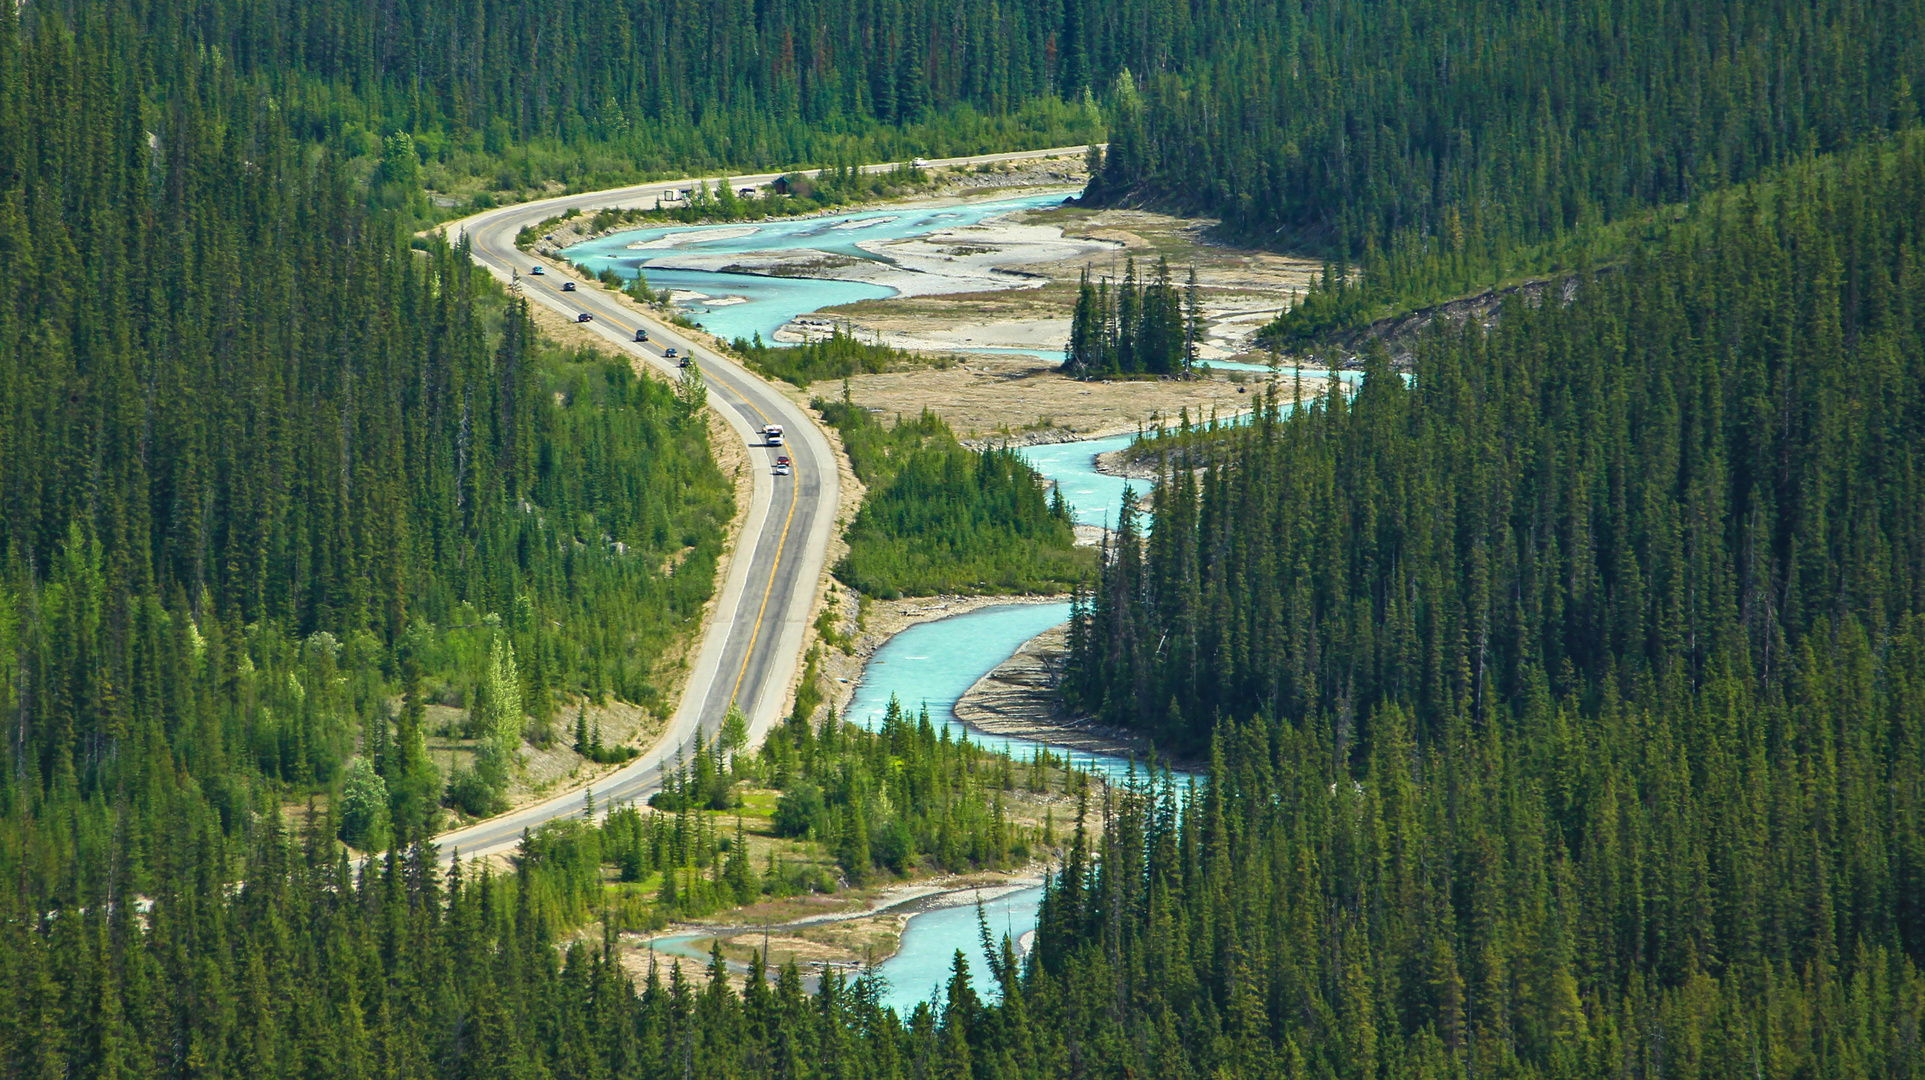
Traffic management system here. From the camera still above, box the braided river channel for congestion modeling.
[601,193,1371,1015]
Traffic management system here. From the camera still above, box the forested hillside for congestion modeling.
[0,3,729,877]
[1067,136,1925,745]
[26,0,1923,306]
[1086,0,1925,327]
[36,0,1106,192]
[1056,134,1925,1071]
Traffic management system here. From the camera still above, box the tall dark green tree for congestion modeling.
[1062,257,1193,377]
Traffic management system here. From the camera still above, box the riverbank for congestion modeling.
[844,355,1293,445]
[954,625,1202,771]
[1094,444,1163,481]
[789,195,1332,442]
[622,871,1045,991]
[817,592,1075,720]
[821,203,1323,364]
[806,527,1188,777]
[533,153,1088,256]
[1085,370,1357,482]
[614,413,1192,1002]
[701,190,1100,305]
[556,184,1334,453]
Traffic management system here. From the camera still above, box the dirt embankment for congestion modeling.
[1318,272,1607,368]
[1092,446,1163,481]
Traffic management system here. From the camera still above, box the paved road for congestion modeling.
[433,145,1092,859]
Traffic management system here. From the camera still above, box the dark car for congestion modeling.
[561,281,577,292]
[634,328,648,342]
[663,347,679,359]
[577,313,593,323]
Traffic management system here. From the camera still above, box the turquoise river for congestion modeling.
[605,192,1369,1016]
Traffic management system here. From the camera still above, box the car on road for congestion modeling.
[912,158,929,168]
[561,281,576,292]
[679,357,692,368]
[664,347,679,359]
[774,458,792,476]
[530,265,545,275]
[577,312,593,323]
[634,328,648,342]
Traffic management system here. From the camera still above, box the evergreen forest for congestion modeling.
[0,0,733,933]
[817,401,1092,598]
[12,0,1919,318]
[24,0,1110,199]
[4,0,1925,1077]
[1084,0,1925,326]
[1061,133,1925,1072]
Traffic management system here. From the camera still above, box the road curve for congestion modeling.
[433,146,1092,860]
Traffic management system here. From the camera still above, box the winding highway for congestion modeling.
[433,146,1091,860]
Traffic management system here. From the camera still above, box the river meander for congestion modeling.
[587,191,1247,1015]
[590,190,1415,1017]
[845,460,1183,1013]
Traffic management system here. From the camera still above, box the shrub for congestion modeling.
[337,758,392,851]
[445,767,505,817]
[772,783,823,837]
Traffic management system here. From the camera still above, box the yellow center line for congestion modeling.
[730,464,799,709]
[525,257,794,723]
[625,322,790,716]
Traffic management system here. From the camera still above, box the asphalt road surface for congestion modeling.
[433,145,1091,860]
